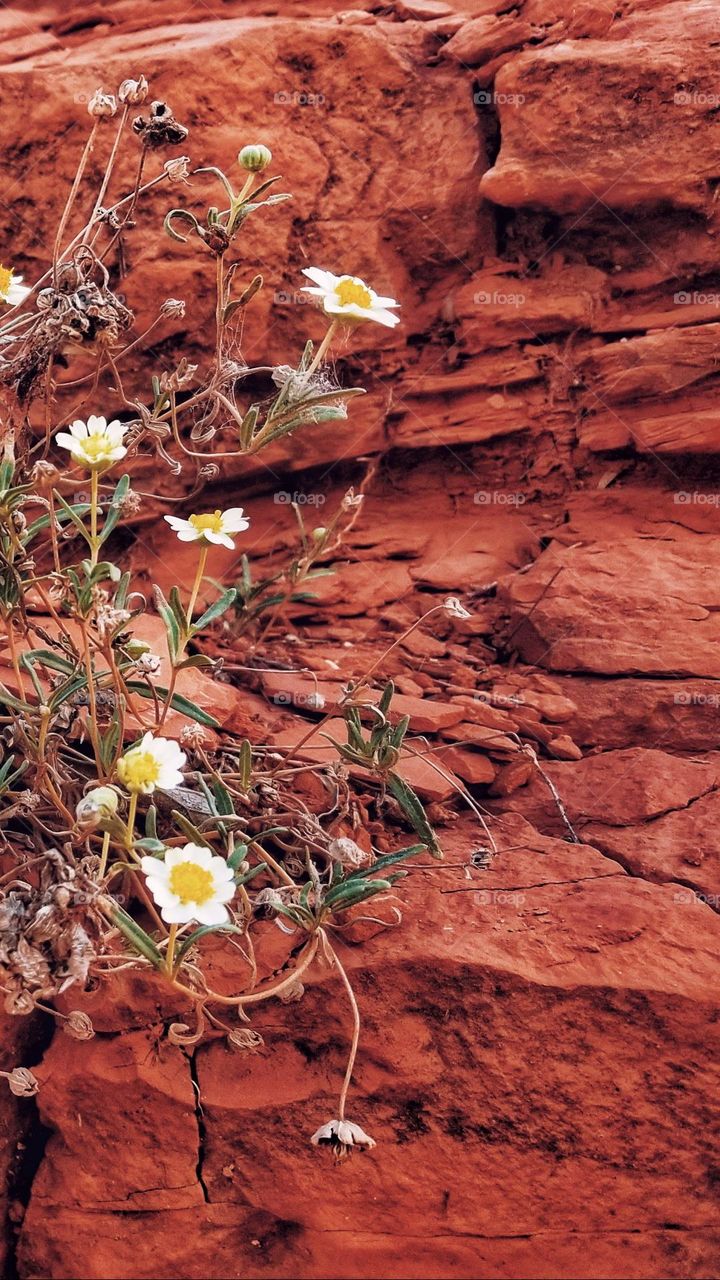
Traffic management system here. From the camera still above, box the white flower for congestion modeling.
[116,732,186,795]
[301,268,400,328]
[55,415,127,472]
[164,507,250,550]
[310,1118,376,1160]
[0,265,31,306]
[141,842,236,926]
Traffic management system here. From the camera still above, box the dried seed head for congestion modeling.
[443,596,472,620]
[6,1067,39,1097]
[227,1028,264,1052]
[238,144,272,172]
[30,460,59,488]
[279,980,305,1004]
[4,990,35,1017]
[160,298,186,318]
[328,837,370,869]
[118,76,149,105]
[88,89,117,118]
[63,1011,95,1041]
[179,724,208,749]
[163,155,191,185]
[134,652,161,675]
[310,1118,376,1161]
[341,489,364,512]
[133,102,189,149]
[119,488,142,517]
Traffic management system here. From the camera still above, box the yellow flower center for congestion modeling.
[189,510,224,535]
[169,861,215,905]
[118,750,160,792]
[334,278,372,309]
[0,265,13,299]
[79,434,111,459]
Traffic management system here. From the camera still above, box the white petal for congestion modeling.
[372,294,399,309]
[105,420,126,444]
[55,433,75,451]
[193,901,230,926]
[140,855,167,878]
[300,286,326,299]
[369,308,401,328]
[70,420,90,439]
[214,881,237,905]
[209,855,234,882]
[86,415,107,433]
[159,900,196,924]
[204,530,234,548]
[176,528,200,542]
[220,507,247,527]
[164,515,190,532]
[302,267,338,289]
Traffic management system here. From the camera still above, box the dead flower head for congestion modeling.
[118,76,149,105]
[310,1118,376,1161]
[62,1011,95,1041]
[88,89,117,119]
[3,1067,39,1097]
[133,101,189,149]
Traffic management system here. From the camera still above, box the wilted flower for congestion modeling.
[238,144,272,172]
[310,1118,376,1161]
[55,415,127,472]
[76,786,120,829]
[164,507,250,550]
[141,842,236,925]
[444,596,472,620]
[118,76,148,105]
[132,101,188,148]
[3,1067,39,1097]
[301,269,400,328]
[117,732,186,795]
[63,1011,95,1041]
[88,89,117,118]
[0,265,31,306]
[160,298,186,318]
[133,652,161,675]
[163,155,191,184]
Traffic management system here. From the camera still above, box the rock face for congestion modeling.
[3,1,720,1279]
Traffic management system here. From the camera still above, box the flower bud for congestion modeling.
[238,144,272,172]
[311,526,327,541]
[88,89,117,119]
[124,638,152,658]
[160,298,186,318]
[163,155,191,185]
[76,786,120,829]
[118,76,149,105]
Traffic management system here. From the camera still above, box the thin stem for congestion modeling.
[89,469,99,567]
[79,620,104,775]
[165,923,178,975]
[82,106,129,243]
[215,253,225,366]
[98,830,111,878]
[186,545,208,624]
[172,934,319,1007]
[125,791,138,850]
[53,120,99,273]
[322,933,360,1120]
[304,320,339,381]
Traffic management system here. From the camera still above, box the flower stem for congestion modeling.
[186,544,208,626]
[125,791,138,850]
[53,120,99,273]
[304,320,339,381]
[322,933,360,1121]
[89,469,100,568]
[98,830,111,879]
[165,923,178,975]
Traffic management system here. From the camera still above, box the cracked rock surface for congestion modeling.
[2,0,720,1277]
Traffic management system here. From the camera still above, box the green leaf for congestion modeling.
[24,501,91,543]
[110,904,164,969]
[379,681,394,717]
[387,771,442,858]
[192,588,237,632]
[239,739,252,790]
[239,405,259,450]
[53,491,92,544]
[153,586,180,662]
[127,682,220,728]
[99,697,125,772]
[345,844,425,881]
[22,648,75,677]
[324,879,392,910]
[99,474,130,545]
[174,921,246,967]
[170,810,212,846]
[175,654,219,672]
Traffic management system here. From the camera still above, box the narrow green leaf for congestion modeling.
[110,904,164,969]
[192,588,237,632]
[99,473,130,545]
[127,682,220,728]
[387,771,442,858]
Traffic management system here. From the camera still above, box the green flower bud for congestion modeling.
[312,526,327,541]
[238,144,272,173]
[124,638,152,658]
[76,786,120,829]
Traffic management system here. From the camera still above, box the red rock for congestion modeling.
[547,734,583,761]
[435,743,496,785]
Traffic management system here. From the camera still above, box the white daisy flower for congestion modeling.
[116,732,186,795]
[0,265,31,306]
[141,841,236,926]
[164,507,250,550]
[301,268,400,328]
[55,415,127,472]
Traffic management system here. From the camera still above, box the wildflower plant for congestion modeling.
[0,73,440,1155]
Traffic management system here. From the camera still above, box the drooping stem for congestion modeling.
[321,933,360,1120]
